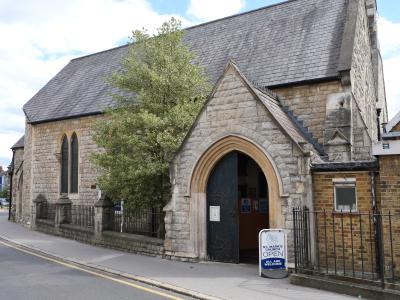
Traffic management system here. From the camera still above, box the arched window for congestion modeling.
[60,135,68,194]
[70,132,79,193]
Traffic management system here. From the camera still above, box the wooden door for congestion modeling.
[207,152,239,263]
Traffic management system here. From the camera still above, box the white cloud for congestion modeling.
[377,17,400,57]
[0,0,190,169]
[378,17,400,119]
[187,0,245,22]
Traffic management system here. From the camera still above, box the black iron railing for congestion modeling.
[36,202,56,222]
[112,207,165,238]
[71,205,95,229]
[293,208,400,287]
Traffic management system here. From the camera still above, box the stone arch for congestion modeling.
[188,135,286,259]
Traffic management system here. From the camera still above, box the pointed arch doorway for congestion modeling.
[207,151,269,263]
[189,135,284,263]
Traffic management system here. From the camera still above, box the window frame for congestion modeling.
[60,134,69,194]
[70,132,79,194]
[333,180,358,212]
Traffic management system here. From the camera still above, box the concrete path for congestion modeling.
[0,213,356,300]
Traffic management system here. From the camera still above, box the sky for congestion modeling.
[0,0,399,169]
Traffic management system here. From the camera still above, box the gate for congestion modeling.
[293,208,400,288]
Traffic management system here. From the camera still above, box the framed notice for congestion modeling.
[209,206,220,222]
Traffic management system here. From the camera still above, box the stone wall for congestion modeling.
[22,115,103,226]
[167,64,313,261]
[35,221,164,257]
[21,122,33,225]
[272,81,343,145]
[11,148,24,222]
[351,100,373,161]
[350,0,378,142]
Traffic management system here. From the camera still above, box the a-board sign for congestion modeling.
[258,229,288,279]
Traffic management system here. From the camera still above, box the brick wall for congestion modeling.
[313,172,376,274]
[378,155,400,277]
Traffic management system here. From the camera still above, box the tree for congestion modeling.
[93,18,211,209]
[0,187,9,199]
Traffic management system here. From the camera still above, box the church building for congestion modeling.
[11,0,395,265]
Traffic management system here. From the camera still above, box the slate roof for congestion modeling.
[23,0,348,124]
[386,111,400,133]
[11,135,24,149]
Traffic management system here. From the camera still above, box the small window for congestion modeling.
[334,183,357,212]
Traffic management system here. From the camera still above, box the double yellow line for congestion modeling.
[0,239,183,300]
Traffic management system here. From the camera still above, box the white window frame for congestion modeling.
[333,178,357,212]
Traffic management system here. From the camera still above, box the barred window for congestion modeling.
[60,135,68,194]
[70,132,79,193]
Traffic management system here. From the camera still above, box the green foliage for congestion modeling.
[0,187,9,199]
[93,18,211,209]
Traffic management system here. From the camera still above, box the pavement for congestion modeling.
[0,212,357,300]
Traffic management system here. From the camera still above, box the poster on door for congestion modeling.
[259,229,288,278]
[240,198,251,213]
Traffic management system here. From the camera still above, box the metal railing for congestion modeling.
[112,206,165,238]
[36,202,56,222]
[293,207,400,288]
[71,205,95,229]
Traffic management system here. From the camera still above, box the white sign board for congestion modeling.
[259,229,288,278]
[209,206,220,222]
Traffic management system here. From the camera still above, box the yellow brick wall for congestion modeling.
[313,172,376,274]
[378,155,400,277]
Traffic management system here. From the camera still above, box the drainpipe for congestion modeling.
[376,108,382,141]
[8,151,15,221]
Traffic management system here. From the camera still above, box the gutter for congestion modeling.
[311,160,379,172]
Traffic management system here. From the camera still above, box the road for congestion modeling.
[0,237,191,300]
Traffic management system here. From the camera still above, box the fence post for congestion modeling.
[293,208,298,273]
[55,193,72,228]
[94,194,114,238]
[31,194,47,229]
